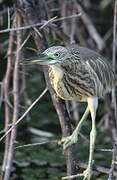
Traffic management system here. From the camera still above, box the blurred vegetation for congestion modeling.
[0,0,116,179]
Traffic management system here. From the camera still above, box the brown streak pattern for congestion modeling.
[48,45,116,102]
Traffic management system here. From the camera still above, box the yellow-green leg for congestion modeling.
[83,97,98,180]
[59,106,90,150]
[61,97,98,180]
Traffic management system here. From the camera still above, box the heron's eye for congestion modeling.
[55,53,60,57]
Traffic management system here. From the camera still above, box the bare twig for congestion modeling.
[59,0,68,34]
[77,161,117,176]
[39,16,57,29]
[62,173,84,179]
[16,33,31,53]
[0,22,42,33]
[3,12,21,180]
[0,83,4,110]
[7,7,10,29]
[15,140,58,149]
[0,88,48,142]
[112,0,117,127]
[0,13,81,34]
[70,10,77,44]
[98,148,113,152]
[75,1,105,50]
[108,143,117,180]
[53,13,82,22]
[62,160,117,179]
[1,18,15,178]
[31,16,58,38]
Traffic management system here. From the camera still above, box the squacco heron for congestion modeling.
[23,45,116,180]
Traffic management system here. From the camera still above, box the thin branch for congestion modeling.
[0,13,81,34]
[16,33,31,53]
[75,1,105,50]
[62,161,117,179]
[0,88,48,142]
[39,16,57,29]
[0,83,4,110]
[53,13,82,22]
[1,18,15,177]
[70,10,77,44]
[0,22,43,33]
[108,143,117,180]
[62,173,83,179]
[112,0,117,126]
[15,140,58,149]
[4,13,21,180]
[7,7,10,29]
[98,149,113,152]
[3,12,21,180]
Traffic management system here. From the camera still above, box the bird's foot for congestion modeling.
[58,132,78,151]
[62,166,92,180]
[61,167,92,180]
[82,166,92,180]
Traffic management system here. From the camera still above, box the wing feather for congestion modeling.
[79,47,115,94]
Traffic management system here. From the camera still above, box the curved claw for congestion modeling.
[83,167,92,180]
[58,134,78,150]
[61,168,92,180]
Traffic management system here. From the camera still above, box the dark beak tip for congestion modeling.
[20,56,38,64]
[20,53,49,65]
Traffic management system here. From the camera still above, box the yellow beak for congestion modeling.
[22,53,57,65]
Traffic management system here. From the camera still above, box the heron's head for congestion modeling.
[23,46,70,66]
